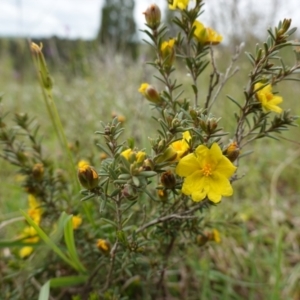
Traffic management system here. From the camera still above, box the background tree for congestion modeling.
[97,0,138,59]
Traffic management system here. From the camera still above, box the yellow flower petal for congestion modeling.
[19,246,34,258]
[121,149,133,160]
[169,0,189,10]
[72,215,82,230]
[176,153,200,177]
[193,21,222,45]
[171,131,191,160]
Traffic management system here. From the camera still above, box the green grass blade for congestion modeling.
[20,210,79,272]
[38,276,88,300]
[50,275,88,288]
[64,215,87,273]
[38,280,50,300]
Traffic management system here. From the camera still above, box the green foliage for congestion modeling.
[0,1,300,299]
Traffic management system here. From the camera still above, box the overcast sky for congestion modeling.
[1,0,300,40]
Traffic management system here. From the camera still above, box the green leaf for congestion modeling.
[20,210,79,272]
[64,216,87,273]
[132,176,140,187]
[0,238,40,248]
[245,52,255,66]
[227,95,243,110]
[138,171,157,178]
[100,218,117,228]
[50,211,70,243]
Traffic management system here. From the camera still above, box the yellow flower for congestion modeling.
[19,246,34,258]
[121,149,132,160]
[21,226,39,244]
[170,131,191,160]
[19,220,40,258]
[121,149,146,164]
[210,229,221,243]
[136,151,146,163]
[160,39,176,68]
[96,239,111,254]
[27,194,43,225]
[176,143,236,203]
[193,20,223,45]
[117,115,126,123]
[254,82,283,113]
[72,215,82,230]
[169,0,189,10]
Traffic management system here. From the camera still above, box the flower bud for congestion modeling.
[160,170,176,189]
[122,184,138,200]
[31,42,53,90]
[96,239,111,254]
[143,158,154,171]
[196,234,209,246]
[157,186,168,202]
[138,83,162,104]
[155,146,177,163]
[160,39,176,69]
[143,4,161,30]
[77,164,99,190]
[223,141,240,162]
[32,163,44,181]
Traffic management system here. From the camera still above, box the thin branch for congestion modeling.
[205,47,220,110]
[208,43,243,112]
[0,216,24,230]
[134,201,208,235]
[101,195,121,292]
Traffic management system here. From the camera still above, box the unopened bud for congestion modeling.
[207,119,218,132]
[160,170,176,189]
[143,158,154,171]
[143,4,161,30]
[138,83,161,104]
[157,186,168,202]
[196,234,209,246]
[32,163,44,181]
[122,184,138,200]
[223,141,240,162]
[77,165,99,190]
[30,42,53,90]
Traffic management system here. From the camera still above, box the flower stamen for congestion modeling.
[202,164,212,177]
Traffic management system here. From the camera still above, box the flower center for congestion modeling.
[202,164,213,177]
[266,92,273,102]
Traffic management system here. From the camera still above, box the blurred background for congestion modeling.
[1,1,300,298]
